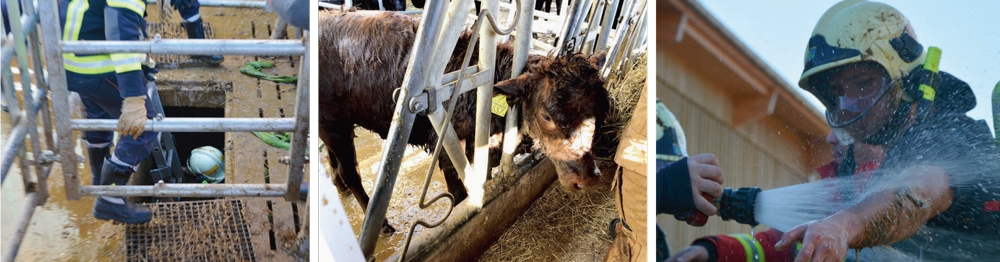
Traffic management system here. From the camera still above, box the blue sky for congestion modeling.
[697,0,1000,133]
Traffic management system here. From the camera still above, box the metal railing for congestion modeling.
[351,0,646,260]
[0,0,306,260]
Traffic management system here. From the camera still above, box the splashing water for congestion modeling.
[752,155,1000,261]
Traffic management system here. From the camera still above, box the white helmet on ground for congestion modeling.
[187,146,225,183]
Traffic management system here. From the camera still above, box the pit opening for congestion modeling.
[161,106,226,163]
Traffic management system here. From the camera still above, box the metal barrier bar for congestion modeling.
[79,183,288,197]
[283,42,309,201]
[39,0,80,200]
[8,0,48,203]
[1,84,50,182]
[579,0,602,55]
[148,0,267,8]
[595,0,620,53]
[71,118,296,132]
[1,62,21,125]
[602,0,637,78]
[499,0,534,177]
[426,110,473,180]
[471,0,499,207]
[0,6,39,69]
[0,192,38,262]
[61,39,306,56]
[357,0,453,257]
[555,0,588,53]
[317,2,340,9]
[1,122,28,182]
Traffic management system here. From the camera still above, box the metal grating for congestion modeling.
[125,199,256,262]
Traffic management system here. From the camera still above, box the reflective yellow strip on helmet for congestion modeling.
[62,0,88,41]
[63,53,116,74]
[729,233,764,262]
[203,165,218,176]
[107,0,146,15]
[110,53,142,73]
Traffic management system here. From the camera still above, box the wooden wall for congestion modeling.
[655,53,820,251]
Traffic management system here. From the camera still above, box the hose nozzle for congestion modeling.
[717,187,761,227]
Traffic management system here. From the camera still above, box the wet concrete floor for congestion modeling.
[2,4,305,261]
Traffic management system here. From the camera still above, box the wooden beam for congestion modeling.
[732,92,778,127]
[675,13,688,43]
[389,159,558,261]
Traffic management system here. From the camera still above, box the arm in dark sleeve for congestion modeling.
[693,229,798,262]
[104,0,147,98]
[656,157,695,215]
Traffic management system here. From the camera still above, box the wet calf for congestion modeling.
[319,10,609,234]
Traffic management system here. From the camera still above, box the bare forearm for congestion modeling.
[836,165,953,248]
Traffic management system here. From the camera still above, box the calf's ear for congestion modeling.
[588,50,607,69]
[494,73,533,98]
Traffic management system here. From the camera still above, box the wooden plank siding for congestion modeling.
[655,0,835,252]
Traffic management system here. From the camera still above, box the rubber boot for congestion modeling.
[181,18,224,64]
[92,158,152,224]
[87,145,111,185]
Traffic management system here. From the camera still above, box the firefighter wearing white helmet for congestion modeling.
[775,1,1000,262]
[187,146,225,183]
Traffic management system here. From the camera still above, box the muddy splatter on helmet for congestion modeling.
[799,0,926,127]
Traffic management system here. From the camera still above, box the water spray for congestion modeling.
[676,187,762,227]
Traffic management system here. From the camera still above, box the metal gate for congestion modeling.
[338,0,648,260]
[0,0,308,261]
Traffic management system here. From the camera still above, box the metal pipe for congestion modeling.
[1,88,50,182]
[594,0,619,53]
[7,0,48,203]
[1,66,20,127]
[317,2,340,9]
[426,110,472,180]
[38,0,80,200]
[580,0,602,55]
[70,118,296,132]
[555,0,588,54]
[61,39,305,56]
[147,0,267,8]
[0,7,39,70]
[499,1,560,22]
[500,0,534,176]
[79,183,288,197]
[283,44,309,202]
[0,192,37,262]
[1,122,27,182]
[24,0,55,153]
[358,0,451,257]
[471,0,499,207]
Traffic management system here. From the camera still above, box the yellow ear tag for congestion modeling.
[491,95,509,117]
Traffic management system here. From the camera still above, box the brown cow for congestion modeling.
[319,10,609,235]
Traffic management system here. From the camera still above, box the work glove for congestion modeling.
[118,96,148,139]
[141,54,158,81]
[158,0,173,22]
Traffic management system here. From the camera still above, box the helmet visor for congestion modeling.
[811,67,892,127]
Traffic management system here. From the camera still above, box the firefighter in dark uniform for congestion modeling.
[61,0,157,224]
[166,0,224,63]
[667,1,1000,261]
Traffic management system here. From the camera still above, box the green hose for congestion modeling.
[254,132,292,150]
[241,61,298,83]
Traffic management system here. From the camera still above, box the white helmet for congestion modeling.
[187,146,225,183]
[799,0,930,128]
[799,0,925,91]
